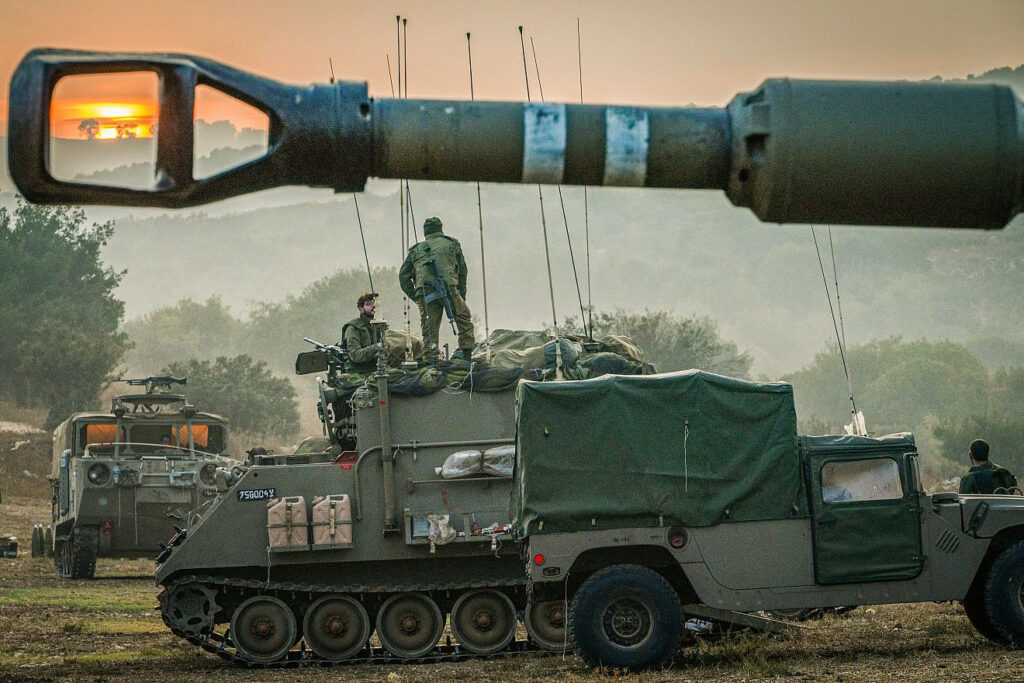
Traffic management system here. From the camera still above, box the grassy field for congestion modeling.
[3,425,1024,681]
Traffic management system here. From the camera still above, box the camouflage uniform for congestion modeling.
[341,314,378,373]
[398,218,475,360]
[959,461,1017,494]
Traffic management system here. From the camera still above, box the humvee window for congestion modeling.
[821,458,902,503]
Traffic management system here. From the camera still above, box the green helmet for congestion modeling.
[423,216,443,235]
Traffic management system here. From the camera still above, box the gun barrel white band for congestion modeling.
[522,103,566,184]
[604,107,649,186]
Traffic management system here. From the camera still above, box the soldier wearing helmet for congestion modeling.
[399,217,475,362]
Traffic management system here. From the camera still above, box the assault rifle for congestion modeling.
[423,259,457,334]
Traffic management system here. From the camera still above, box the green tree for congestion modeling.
[122,297,245,374]
[785,338,989,434]
[562,309,753,377]
[242,266,401,373]
[0,200,128,427]
[162,355,299,440]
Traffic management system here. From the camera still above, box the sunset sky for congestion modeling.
[2,0,1023,140]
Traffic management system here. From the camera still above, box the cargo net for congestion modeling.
[338,329,654,398]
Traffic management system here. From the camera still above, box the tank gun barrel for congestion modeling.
[8,48,1023,228]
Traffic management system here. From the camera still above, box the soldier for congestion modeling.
[341,292,383,374]
[399,217,475,362]
[959,439,1017,494]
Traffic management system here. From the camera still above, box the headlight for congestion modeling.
[87,463,110,486]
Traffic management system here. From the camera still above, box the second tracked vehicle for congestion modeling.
[50,377,236,578]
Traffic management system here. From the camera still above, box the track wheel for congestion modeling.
[375,592,444,659]
[230,595,297,663]
[524,599,569,651]
[163,584,217,635]
[450,590,517,655]
[302,596,371,661]
[983,539,1024,646]
[569,564,682,670]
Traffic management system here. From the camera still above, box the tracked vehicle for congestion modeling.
[50,377,235,578]
[155,331,650,663]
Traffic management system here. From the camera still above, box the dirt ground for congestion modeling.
[2,426,1024,681]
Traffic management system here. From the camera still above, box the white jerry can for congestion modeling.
[266,496,308,549]
[311,494,353,548]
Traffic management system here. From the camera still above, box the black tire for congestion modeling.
[67,526,98,580]
[983,539,1024,646]
[568,564,682,670]
[963,589,1008,645]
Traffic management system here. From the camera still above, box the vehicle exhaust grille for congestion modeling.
[935,528,960,554]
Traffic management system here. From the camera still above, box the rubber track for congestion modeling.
[163,574,545,668]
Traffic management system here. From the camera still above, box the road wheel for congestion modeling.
[569,564,682,670]
[67,526,97,579]
[230,595,297,663]
[524,599,569,651]
[983,539,1024,646]
[302,596,371,661]
[375,593,444,659]
[450,590,517,654]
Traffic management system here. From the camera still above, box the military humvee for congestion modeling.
[50,377,235,578]
[513,371,1024,669]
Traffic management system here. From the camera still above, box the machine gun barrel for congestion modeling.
[8,48,1023,228]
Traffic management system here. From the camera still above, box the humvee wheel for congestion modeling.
[164,584,217,635]
[229,596,297,663]
[569,564,682,670]
[983,539,1024,646]
[524,599,569,650]
[375,593,444,659]
[450,590,517,654]
[302,596,371,661]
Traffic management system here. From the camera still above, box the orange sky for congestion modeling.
[2,0,1023,136]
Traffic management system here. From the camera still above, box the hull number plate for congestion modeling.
[237,488,276,501]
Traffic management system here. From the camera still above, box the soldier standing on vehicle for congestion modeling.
[959,439,1017,494]
[341,292,383,374]
[399,217,475,362]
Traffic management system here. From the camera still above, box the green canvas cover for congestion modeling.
[512,370,806,537]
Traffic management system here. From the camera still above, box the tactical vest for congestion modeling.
[409,235,460,290]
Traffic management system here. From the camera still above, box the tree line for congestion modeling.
[4,200,1023,486]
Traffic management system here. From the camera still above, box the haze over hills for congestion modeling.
[2,64,1023,376]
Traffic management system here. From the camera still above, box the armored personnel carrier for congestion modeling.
[155,329,651,663]
[514,371,1024,669]
[50,377,235,578]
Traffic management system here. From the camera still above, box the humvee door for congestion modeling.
[808,448,923,584]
